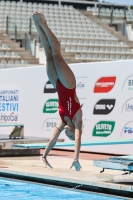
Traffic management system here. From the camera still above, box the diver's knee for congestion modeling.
[52,52,62,62]
[46,52,53,61]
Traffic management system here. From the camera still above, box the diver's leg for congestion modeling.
[33,14,57,88]
[35,12,76,89]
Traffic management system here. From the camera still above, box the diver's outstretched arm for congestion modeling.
[42,119,65,168]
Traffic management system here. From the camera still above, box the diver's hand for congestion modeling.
[42,157,53,168]
[70,160,82,171]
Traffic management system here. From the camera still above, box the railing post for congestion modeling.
[110,5,113,26]
[29,18,31,36]
[25,32,26,50]
[34,40,37,58]
[123,6,127,36]
[123,19,126,36]
[98,4,101,18]
[124,6,126,20]
[15,25,17,41]
[6,16,9,35]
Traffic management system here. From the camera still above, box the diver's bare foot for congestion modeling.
[32,12,38,25]
[33,11,47,24]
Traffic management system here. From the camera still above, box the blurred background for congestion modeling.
[0,0,133,67]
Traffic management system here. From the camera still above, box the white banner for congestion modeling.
[0,60,133,154]
[0,85,20,123]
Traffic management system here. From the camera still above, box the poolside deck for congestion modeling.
[0,150,133,198]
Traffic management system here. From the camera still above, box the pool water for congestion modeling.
[0,178,125,200]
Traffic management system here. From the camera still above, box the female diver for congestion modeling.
[33,11,83,171]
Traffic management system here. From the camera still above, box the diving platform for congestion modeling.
[94,155,133,175]
[0,134,64,156]
[12,139,133,149]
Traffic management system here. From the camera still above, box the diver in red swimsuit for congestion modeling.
[33,11,83,171]
[57,79,81,125]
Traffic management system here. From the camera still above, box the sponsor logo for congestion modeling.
[124,127,133,134]
[125,104,133,111]
[44,80,56,93]
[93,99,116,115]
[0,88,19,123]
[121,122,133,137]
[41,118,59,132]
[43,99,58,113]
[94,77,116,93]
[92,121,115,137]
[46,121,57,128]
[122,98,133,113]
[128,79,133,90]
[122,75,133,91]
[0,112,18,123]
[76,82,85,89]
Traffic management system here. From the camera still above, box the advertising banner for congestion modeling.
[0,85,20,123]
[0,60,133,154]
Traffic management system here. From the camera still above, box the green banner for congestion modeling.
[43,99,58,113]
[93,121,115,137]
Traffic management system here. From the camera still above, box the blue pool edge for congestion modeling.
[0,168,132,199]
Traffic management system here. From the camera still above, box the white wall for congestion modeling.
[0,60,133,154]
[125,24,133,41]
[27,40,46,65]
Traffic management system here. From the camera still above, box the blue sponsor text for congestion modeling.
[124,127,133,134]
[126,103,133,111]
[0,103,18,111]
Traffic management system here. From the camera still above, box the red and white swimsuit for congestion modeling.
[56,79,81,124]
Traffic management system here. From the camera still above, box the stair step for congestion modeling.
[80,10,132,48]
[0,34,39,65]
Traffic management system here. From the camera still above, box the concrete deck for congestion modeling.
[0,150,133,199]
